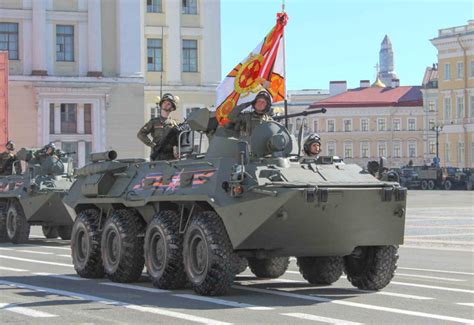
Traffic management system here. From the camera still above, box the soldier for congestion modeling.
[34,142,64,176]
[303,133,321,157]
[0,140,21,175]
[137,93,179,161]
[225,90,273,137]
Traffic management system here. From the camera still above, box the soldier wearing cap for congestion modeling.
[0,140,21,175]
[34,142,64,176]
[138,93,180,161]
[303,133,322,157]
[226,90,273,137]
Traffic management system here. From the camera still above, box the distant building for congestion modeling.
[421,64,439,164]
[430,20,474,168]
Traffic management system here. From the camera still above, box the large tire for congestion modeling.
[58,225,73,240]
[101,209,145,283]
[42,226,59,239]
[232,256,248,275]
[145,210,187,289]
[0,206,8,243]
[420,180,428,190]
[71,209,104,278]
[248,257,290,279]
[183,211,235,296]
[297,256,344,285]
[344,245,398,290]
[427,180,435,190]
[6,201,30,244]
[444,180,452,190]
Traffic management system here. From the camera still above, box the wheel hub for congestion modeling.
[150,231,166,271]
[105,229,120,265]
[189,232,208,277]
[6,209,17,238]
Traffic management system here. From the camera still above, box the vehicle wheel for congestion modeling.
[102,209,145,283]
[248,257,290,279]
[6,201,30,244]
[444,180,452,190]
[297,256,344,285]
[344,245,398,290]
[58,225,73,240]
[183,211,235,296]
[232,256,248,275]
[0,207,8,243]
[420,180,428,190]
[145,210,187,289]
[42,226,59,239]
[427,180,435,190]
[71,209,104,278]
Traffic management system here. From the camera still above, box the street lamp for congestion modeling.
[432,124,443,167]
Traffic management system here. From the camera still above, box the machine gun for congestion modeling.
[272,107,327,122]
[150,122,191,161]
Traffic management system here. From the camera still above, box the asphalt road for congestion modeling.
[1,190,473,324]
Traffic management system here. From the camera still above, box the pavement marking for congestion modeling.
[285,270,300,274]
[0,280,231,325]
[404,239,473,245]
[0,247,13,251]
[398,267,474,276]
[33,273,85,281]
[174,293,274,310]
[0,244,70,251]
[0,303,58,318]
[405,232,474,238]
[282,312,362,325]
[57,254,71,258]
[0,266,27,272]
[395,273,464,282]
[457,303,474,307]
[391,281,474,294]
[401,245,474,252]
[233,285,474,324]
[0,255,73,268]
[340,288,434,301]
[17,250,55,255]
[101,282,170,293]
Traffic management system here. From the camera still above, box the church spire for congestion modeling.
[379,35,398,86]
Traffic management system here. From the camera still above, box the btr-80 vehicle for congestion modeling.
[65,108,406,296]
[0,148,75,243]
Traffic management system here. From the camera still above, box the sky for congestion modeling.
[220,0,473,90]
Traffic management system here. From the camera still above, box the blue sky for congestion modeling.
[221,0,473,90]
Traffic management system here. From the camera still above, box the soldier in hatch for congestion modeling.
[0,140,21,175]
[137,93,180,161]
[303,133,322,158]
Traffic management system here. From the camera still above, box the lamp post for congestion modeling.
[432,124,443,167]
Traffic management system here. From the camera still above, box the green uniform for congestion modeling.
[137,116,178,160]
[0,151,21,175]
[39,155,64,176]
[225,102,272,137]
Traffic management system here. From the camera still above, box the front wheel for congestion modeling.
[183,211,235,296]
[427,180,435,190]
[6,202,30,244]
[420,180,428,190]
[248,257,290,279]
[344,245,398,290]
[101,209,145,283]
[42,226,59,239]
[444,180,452,190]
[297,256,343,285]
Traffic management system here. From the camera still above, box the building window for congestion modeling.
[182,0,197,14]
[343,119,352,132]
[56,25,74,62]
[445,143,450,163]
[312,119,318,132]
[456,62,463,80]
[182,39,197,72]
[471,60,474,78]
[456,96,464,119]
[429,119,435,130]
[444,97,451,121]
[428,101,436,112]
[295,118,302,134]
[361,119,368,132]
[408,141,417,158]
[150,106,159,119]
[408,118,416,131]
[84,104,92,134]
[361,142,369,158]
[0,23,18,60]
[185,107,200,118]
[60,103,77,134]
[287,122,293,134]
[327,119,335,132]
[147,0,162,13]
[393,141,401,158]
[458,142,465,163]
[471,95,474,118]
[444,63,450,81]
[377,141,387,157]
[327,142,335,156]
[61,142,78,167]
[147,39,162,71]
[377,118,386,131]
[429,140,436,154]
[303,118,310,136]
[49,104,55,134]
[392,119,401,131]
[344,142,353,158]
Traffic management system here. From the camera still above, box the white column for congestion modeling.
[32,0,47,75]
[21,19,32,75]
[77,103,85,133]
[45,21,54,75]
[201,0,221,86]
[78,141,86,167]
[165,0,181,85]
[54,103,61,134]
[87,0,102,76]
[116,0,144,77]
[78,22,88,76]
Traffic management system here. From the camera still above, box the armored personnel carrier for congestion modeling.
[0,148,75,243]
[65,108,406,296]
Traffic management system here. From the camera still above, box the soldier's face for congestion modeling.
[310,143,321,155]
[161,101,173,117]
[254,98,268,113]
[47,148,53,155]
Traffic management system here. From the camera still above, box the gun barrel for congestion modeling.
[274,108,327,121]
[90,150,117,163]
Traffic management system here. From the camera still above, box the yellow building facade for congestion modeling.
[431,20,474,168]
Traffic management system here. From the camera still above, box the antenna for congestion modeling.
[160,25,164,98]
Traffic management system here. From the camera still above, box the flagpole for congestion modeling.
[281,0,288,128]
